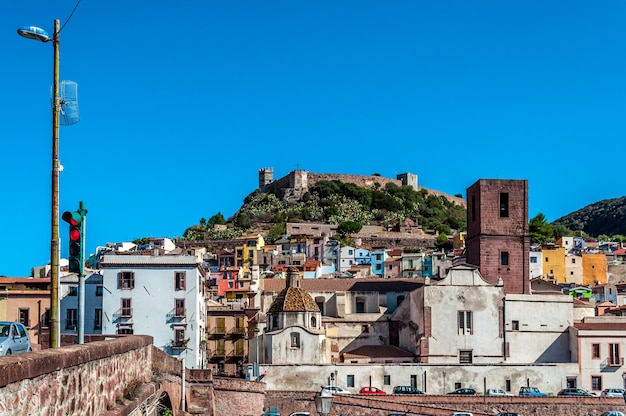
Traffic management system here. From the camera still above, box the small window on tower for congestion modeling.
[500,192,509,218]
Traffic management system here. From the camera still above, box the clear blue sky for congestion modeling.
[2,1,625,276]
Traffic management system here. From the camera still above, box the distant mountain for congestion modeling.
[553,196,626,237]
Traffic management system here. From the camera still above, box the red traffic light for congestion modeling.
[62,211,82,227]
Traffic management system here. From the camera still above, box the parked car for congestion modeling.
[321,385,351,395]
[288,413,309,416]
[393,385,424,394]
[518,386,548,397]
[496,413,522,416]
[557,388,595,397]
[447,388,477,396]
[0,321,32,356]
[359,386,386,395]
[451,413,473,416]
[601,412,625,416]
[601,388,625,397]
[487,388,513,396]
[260,412,279,416]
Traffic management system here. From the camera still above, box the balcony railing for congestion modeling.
[113,308,133,320]
[166,307,187,321]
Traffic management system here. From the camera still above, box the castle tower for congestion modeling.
[258,168,274,188]
[397,172,418,191]
[465,179,530,294]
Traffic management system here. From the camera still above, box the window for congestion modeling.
[174,328,186,348]
[68,286,78,296]
[376,254,382,261]
[566,377,577,388]
[505,380,511,392]
[500,192,509,217]
[375,264,382,271]
[291,332,300,348]
[96,286,103,296]
[458,311,473,335]
[66,309,77,330]
[361,325,370,333]
[609,343,621,366]
[500,252,509,266]
[18,308,29,327]
[410,375,417,388]
[356,298,366,313]
[121,298,132,317]
[311,317,317,327]
[41,309,50,328]
[571,258,576,264]
[512,320,519,331]
[216,318,225,333]
[459,350,473,364]
[175,271,186,291]
[347,375,355,388]
[397,295,405,306]
[118,271,135,289]
[216,339,226,355]
[235,339,244,355]
[591,375,602,391]
[174,299,185,317]
[384,375,391,385]
[530,256,537,264]
[408,259,414,268]
[117,324,133,335]
[94,309,102,330]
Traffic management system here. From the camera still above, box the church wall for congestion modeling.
[504,294,573,363]
[265,327,327,365]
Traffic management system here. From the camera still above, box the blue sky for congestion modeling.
[2,1,625,276]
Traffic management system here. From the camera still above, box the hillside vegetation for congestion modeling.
[552,196,626,240]
[182,181,467,243]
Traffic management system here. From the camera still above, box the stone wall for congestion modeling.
[0,335,155,416]
[265,391,624,416]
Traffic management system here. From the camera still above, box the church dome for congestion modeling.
[268,286,320,313]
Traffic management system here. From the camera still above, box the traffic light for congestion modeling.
[62,209,84,274]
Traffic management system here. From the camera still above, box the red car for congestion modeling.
[359,386,386,395]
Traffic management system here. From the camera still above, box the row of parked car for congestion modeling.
[322,385,626,397]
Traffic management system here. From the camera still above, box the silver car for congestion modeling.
[0,321,32,356]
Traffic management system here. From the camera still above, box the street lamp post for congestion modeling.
[17,20,61,349]
[254,327,260,377]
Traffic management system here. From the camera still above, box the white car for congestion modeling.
[451,413,473,416]
[601,388,625,397]
[322,385,351,394]
[0,321,32,356]
[486,388,513,396]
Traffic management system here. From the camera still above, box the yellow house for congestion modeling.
[542,245,566,283]
[235,234,265,271]
[582,253,607,285]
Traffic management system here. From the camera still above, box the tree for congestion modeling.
[208,212,226,227]
[529,213,553,244]
[337,221,363,236]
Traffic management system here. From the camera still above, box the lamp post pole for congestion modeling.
[50,19,61,349]
[254,327,260,377]
[18,20,62,349]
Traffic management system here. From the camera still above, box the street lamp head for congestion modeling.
[17,25,51,42]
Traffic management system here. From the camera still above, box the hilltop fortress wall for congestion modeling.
[258,168,466,208]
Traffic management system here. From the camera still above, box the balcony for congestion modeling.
[166,307,187,322]
[113,308,133,320]
[171,339,188,351]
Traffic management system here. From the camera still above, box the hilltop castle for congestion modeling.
[258,168,465,207]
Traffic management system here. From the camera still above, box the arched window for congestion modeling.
[311,316,317,328]
[291,332,300,348]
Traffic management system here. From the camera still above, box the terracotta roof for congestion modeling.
[262,278,423,293]
[343,345,414,359]
[268,287,319,313]
[574,322,626,331]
